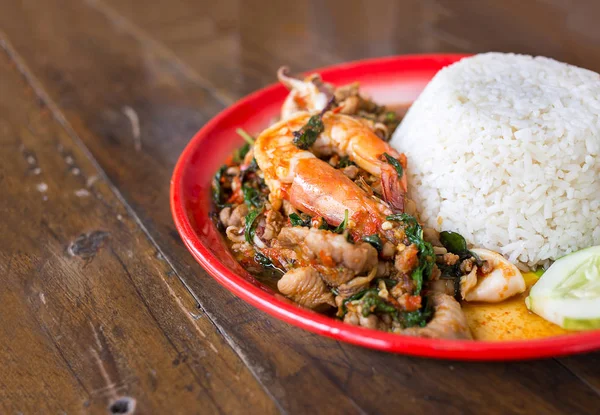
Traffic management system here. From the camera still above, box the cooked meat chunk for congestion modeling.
[278,227,378,275]
[428,279,455,296]
[390,277,415,299]
[401,294,472,340]
[442,253,460,266]
[343,310,390,331]
[423,227,441,247]
[219,204,249,228]
[394,243,419,274]
[341,165,359,179]
[260,209,284,241]
[277,267,335,310]
[336,268,377,298]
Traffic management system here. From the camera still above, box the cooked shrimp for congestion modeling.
[254,112,407,239]
[278,67,334,120]
[402,294,473,340]
[461,249,526,302]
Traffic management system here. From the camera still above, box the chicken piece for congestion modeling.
[343,309,390,331]
[277,227,378,285]
[423,226,441,247]
[219,204,249,228]
[277,267,335,310]
[442,253,460,266]
[260,209,284,241]
[336,268,377,298]
[402,294,472,340]
[428,279,455,296]
[394,243,419,275]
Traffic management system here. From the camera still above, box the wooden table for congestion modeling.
[2,0,600,413]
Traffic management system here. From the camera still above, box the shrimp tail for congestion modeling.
[381,165,405,213]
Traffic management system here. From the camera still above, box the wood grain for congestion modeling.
[1,0,600,413]
[0,37,276,415]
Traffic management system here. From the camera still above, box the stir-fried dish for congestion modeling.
[212,67,533,340]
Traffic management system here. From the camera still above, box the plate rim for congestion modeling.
[170,53,600,360]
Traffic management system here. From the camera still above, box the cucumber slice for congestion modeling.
[525,245,600,330]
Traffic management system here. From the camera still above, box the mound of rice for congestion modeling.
[391,53,600,269]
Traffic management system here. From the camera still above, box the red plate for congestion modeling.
[171,54,600,360]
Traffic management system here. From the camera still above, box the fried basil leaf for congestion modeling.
[362,234,383,252]
[292,115,324,149]
[332,209,349,234]
[319,219,330,230]
[289,213,311,227]
[401,297,433,328]
[386,213,434,295]
[383,152,403,179]
[212,165,228,207]
[360,290,398,317]
[337,156,356,168]
[439,231,468,255]
[242,184,263,208]
[244,208,263,244]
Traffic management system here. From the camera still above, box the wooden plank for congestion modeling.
[103,0,600,396]
[2,0,599,413]
[95,0,462,100]
[0,40,276,414]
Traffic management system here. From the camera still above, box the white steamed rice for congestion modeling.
[390,53,600,269]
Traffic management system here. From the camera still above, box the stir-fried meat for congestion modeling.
[258,209,284,241]
[212,67,534,339]
[343,309,390,331]
[401,294,472,340]
[335,268,377,298]
[219,204,249,228]
[423,227,441,247]
[334,82,360,103]
[276,227,378,285]
[225,225,245,244]
[390,276,416,298]
[341,165,359,179]
[442,253,460,266]
[428,279,455,296]
[394,243,419,274]
[277,267,335,310]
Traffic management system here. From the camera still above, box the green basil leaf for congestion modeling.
[332,209,349,234]
[337,156,356,168]
[292,115,324,149]
[383,152,403,179]
[362,234,383,252]
[289,213,311,227]
[244,208,263,244]
[385,212,433,295]
[360,290,398,317]
[212,165,227,207]
[242,184,262,208]
[439,231,468,255]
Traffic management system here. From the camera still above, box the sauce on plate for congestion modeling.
[462,272,570,341]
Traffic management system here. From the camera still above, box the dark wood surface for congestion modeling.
[1,0,600,413]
